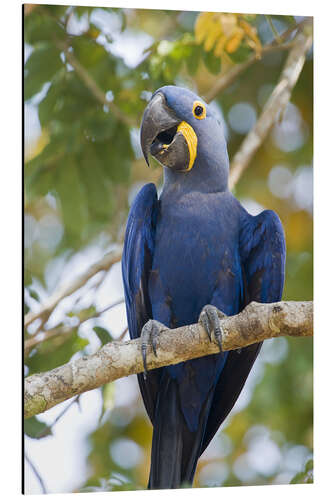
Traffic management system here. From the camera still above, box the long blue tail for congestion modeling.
[148,374,214,489]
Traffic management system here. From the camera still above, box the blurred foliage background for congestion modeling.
[24,4,313,494]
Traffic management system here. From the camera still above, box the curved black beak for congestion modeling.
[140,92,181,167]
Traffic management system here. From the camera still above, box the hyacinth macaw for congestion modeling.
[122,86,286,489]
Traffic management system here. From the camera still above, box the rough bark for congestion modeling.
[24,300,313,419]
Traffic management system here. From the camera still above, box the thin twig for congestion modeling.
[24,298,125,355]
[24,246,123,328]
[265,15,282,44]
[118,325,128,341]
[204,41,294,103]
[25,453,47,494]
[36,5,136,127]
[228,26,313,189]
[24,300,313,419]
[25,325,72,356]
[35,396,80,439]
[58,42,136,128]
[204,19,307,103]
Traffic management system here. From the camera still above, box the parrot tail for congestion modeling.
[148,375,213,489]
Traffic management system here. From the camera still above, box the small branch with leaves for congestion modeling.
[24,246,122,329]
[24,298,124,357]
[24,300,313,419]
[58,42,136,128]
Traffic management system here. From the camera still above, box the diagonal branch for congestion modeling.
[204,41,294,103]
[228,25,313,189]
[36,3,136,128]
[25,453,47,494]
[24,298,124,356]
[59,43,137,128]
[203,19,309,103]
[24,300,313,419]
[24,246,122,328]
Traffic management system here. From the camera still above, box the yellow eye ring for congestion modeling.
[192,100,206,120]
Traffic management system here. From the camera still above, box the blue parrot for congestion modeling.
[122,86,286,489]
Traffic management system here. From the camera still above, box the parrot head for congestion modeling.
[140,85,229,191]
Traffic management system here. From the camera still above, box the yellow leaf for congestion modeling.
[219,13,238,38]
[225,27,244,53]
[203,19,223,52]
[214,34,227,57]
[195,12,215,44]
[195,12,260,58]
[239,19,262,55]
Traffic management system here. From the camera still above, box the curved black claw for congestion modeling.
[141,319,166,379]
[199,305,226,353]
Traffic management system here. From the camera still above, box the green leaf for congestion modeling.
[24,416,52,439]
[71,36,106,69]
[24,10,66,45]
[26,328,89,375]
[202,49,221,75]
[75,6,95,19]
[27,145,91,246]
[79,143,114,222]
[95,126,132,184]
[25,135,67,201]
[228,43,253,64]
[24,44,63,100]
[274,14,297,26]
[39,72,96,127]
[94,326,113,346]
[83,110,116,143]
[164,57,183,81]
[186,45,201,76]
[102,383,116,411]
[305,459,313,472]
[28,288,40,302]
[38,72,65,128]
[24,267,32,287]
[56,156,90,242]
[73,305,96,322]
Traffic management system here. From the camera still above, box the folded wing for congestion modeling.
[122,183,160,424]
[200,209,286,453]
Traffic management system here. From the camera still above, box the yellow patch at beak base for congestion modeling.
[177,121,198,171]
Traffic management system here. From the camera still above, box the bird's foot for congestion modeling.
[141,319,167,379]
[199,305,226,353]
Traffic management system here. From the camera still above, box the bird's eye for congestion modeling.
[192,101,206,120]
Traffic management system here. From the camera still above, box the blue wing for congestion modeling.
[200,209,286,452]
[239,209,286,303]
[122,183,160,424]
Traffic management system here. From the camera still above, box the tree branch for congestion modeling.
[24,298,124,356]
[24,246,122,328]
[59,43,136,128]
[24,300,313,419]
[228,25,313,189]
[204,41,294,103]
[265,15,282,44]
[35,3,136,129]
[25,453,47,494]
[203,19,309,103]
